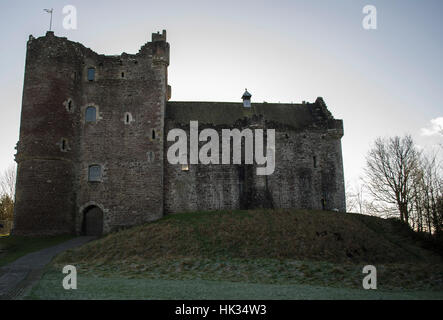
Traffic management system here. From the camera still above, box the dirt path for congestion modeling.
[0,236,94,300]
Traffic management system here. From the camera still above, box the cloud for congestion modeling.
[421,117,443,136]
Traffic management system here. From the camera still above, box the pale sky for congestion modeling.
[0,0,442,186]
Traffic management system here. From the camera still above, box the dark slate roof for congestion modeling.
[166,101,323,129]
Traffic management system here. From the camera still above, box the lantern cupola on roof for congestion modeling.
[242,89,252,108]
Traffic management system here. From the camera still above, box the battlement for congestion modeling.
[152,30,167,42]
[27,30,169,63]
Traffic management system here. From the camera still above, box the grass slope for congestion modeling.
[57,209,441,264]
[49,209,443,295]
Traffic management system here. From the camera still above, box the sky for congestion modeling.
[0,0,442,187]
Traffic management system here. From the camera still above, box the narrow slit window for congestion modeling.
[152,130,156,140]
[313,156,317,168]
[88,165,102,182]
[61,138,68,152]
[124,112,132,125]
[121,72,125,78]
[85,106,97,123]
[87,68,95,81]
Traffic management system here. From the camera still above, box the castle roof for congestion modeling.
[166,101,342,132]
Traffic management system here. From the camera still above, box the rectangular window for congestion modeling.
[87,68,95,81]
[88,165,102,182]
[85,106,96,123]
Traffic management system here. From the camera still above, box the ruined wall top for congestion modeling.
[26,30,169,65]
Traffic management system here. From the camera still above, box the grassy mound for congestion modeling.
[58,209,441,264]
[53,209,443,291]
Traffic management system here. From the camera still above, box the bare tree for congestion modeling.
[345,180,358,213]
[364,135,420,224]
[411,153,442,234]
[346,180,366,214]
[0,194,14,221]
[0,164,16,199]
[0,164,16,222]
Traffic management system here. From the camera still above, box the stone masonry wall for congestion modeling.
[164,101,346,214]
[14,32,82,236]
[14,31,169,236]
[75,32,169,234]
[14,31,345,236]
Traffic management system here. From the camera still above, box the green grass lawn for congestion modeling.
[26,269,443,300]
[0,234,74,267]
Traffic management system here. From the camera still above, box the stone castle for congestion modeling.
[13,30,346,236]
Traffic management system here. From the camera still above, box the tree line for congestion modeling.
[0,164,15,222]
[347,135,442,236]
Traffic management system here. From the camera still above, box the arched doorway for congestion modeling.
[82,206,103,236]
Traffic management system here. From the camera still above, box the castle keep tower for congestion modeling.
[14,31,170,236]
